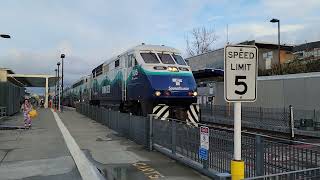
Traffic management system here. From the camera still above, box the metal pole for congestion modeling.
[59,85,61,112]
[290,105,295,139]
[149,114,153,151]
[278,21,281,72]
[61,58,64,112]
[55,69,57,110]
[171,119,176,155]
[57,64,60,111]
[234,102,241,160]
[231,102,244,180]
[255,135,264,176]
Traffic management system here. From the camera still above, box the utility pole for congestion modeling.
[54,69,57,111]
[270,18,281,73]
[57,62,61,112]
[61,54,65,112]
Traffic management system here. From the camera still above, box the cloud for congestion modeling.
[0,0,320,93]
[1,45,97,86]
[208,16,224,22]
[261,0,320,18]
[229,23,304,37]
[57,41,73,55]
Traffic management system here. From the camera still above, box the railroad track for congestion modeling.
[200,120,320,145]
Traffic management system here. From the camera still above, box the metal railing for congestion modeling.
[244,167,320,180]
[152,117,320,177]
[201,104,320,133]
[76,104,149,147]
[76,103,320,179]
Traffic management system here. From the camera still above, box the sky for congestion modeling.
[1,0,320,94]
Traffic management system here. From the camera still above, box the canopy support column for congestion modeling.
[44,77,49,108]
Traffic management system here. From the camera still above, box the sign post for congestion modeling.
[199,126,209,169]
[224,45,258,180]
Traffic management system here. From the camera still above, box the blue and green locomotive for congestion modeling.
[66,44,199,124]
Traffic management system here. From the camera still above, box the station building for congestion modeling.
[187,40,294,72]
[293,41,320,61]
[188,40,320,108]
[188,40,294,105]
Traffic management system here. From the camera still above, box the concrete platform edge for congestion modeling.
[51,109,105,180]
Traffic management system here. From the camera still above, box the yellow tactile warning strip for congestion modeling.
[132,162,165,179]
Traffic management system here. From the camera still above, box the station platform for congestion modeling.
[0,108,81,180]
[0,108,210,180]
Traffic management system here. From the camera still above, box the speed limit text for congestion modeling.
[231,63,252,71]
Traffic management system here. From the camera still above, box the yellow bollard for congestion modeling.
[231,160,244,180]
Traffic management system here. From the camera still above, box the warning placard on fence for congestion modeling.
[200,126,209,150]
[199,126,209,160]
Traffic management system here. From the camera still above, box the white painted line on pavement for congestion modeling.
[51,109,104,180]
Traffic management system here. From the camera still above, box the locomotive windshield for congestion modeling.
[157,53,175,64]
[172,55,187,65]
[140,53,160,64]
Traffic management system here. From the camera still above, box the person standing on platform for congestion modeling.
[22,99,32,129]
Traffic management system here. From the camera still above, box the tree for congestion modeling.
[186,27,218,57]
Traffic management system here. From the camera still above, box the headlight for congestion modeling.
[154,66,167,70]
[179,67,189,71]
[167,66,179,72]
[155,91,161,96]
[188,91,198,96]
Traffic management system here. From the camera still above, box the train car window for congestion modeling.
[95,64,103,76]
[172,55,187,65]
[128,55,133,67]
[92,69,96,78]
[103,64,109,73]
[140,53,160,64]
[131,55,138,67]
[115,59,120,68]
[72,80,84,88]
[157,53,175,64]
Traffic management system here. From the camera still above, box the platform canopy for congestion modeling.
[192,68,224,82]
[1,68,60,108]
[7,74,59,87]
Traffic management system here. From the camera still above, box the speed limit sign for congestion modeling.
[224,45,258,102]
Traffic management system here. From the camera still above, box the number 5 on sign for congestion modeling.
[224,45,258,102]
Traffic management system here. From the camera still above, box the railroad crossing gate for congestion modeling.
[224,45,258,102]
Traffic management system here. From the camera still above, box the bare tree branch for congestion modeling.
[185,26,218,57]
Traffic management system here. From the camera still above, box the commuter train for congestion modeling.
[63,44,199,124]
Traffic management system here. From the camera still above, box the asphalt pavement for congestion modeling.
[58,108,211,180]
[0,108,81,180]
[0,108,211,180]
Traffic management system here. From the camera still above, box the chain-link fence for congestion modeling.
[76,103,320,179]
[201,104,320,133]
